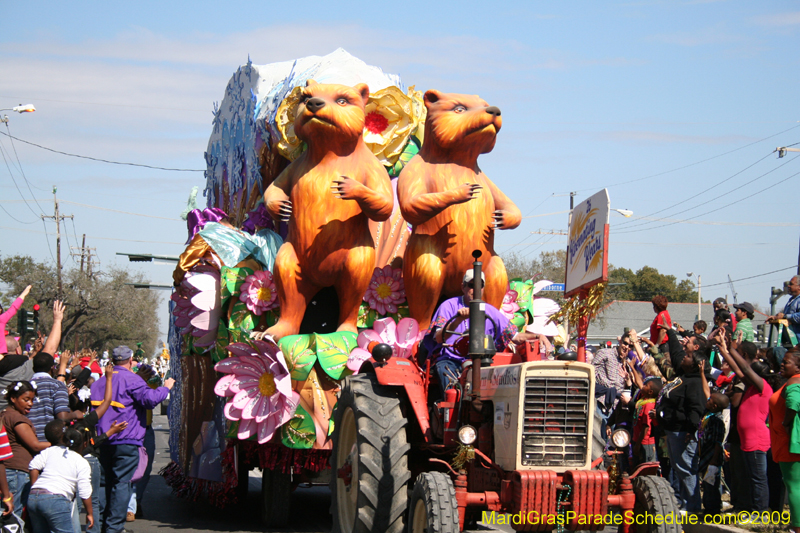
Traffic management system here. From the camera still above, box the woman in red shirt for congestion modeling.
[650,295,672,348]
[769,349,800,532]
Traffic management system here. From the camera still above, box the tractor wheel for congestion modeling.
[331,373,410,533]
[629,475,681,533]
[261,468,291,527]
[408,472,459,533]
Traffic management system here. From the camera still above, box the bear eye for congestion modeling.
[336,97,348,105]
[453,105,467,113]
[300,94,310,103]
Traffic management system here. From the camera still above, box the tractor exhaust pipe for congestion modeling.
[469,250,484,411]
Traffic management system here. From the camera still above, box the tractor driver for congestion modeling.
[425,270,538,396]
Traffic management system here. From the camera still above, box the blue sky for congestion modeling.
[1,1,799,339]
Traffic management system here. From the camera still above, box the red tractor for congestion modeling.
[330,255,679,533]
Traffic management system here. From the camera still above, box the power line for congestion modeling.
[0,225,184,245]
[617,153,799,231]
[40,218,56,263]
[615,151,774,229]
[0,130,204,172]
[0,141,42,219]
[3,123,48,214]
[60,200,180,221]
[0,203,36,224]
[703,266,799,289]
[616,166,800,234]
[574,123,800,192]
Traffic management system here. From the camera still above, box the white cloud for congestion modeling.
[753,12,800,28]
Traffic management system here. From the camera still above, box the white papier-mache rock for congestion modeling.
[204,48,402,207]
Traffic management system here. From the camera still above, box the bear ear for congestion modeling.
[354,83,370,106]
[306,79,318,87]
[424,89,443,107]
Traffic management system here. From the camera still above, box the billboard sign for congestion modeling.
[565,189,610,297]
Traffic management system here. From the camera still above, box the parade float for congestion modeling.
[160,49,546,526]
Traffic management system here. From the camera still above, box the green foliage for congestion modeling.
[315,332,357,381]
[277,334,317,381]
[606,265,698,303]
[501,250,698,305]
[280,404,316,449]
[0,254,160,353]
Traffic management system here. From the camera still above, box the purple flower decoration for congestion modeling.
[171,264,221,348]
[214,339,299,444]
[363,266,405,316]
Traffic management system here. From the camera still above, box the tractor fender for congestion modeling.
[372,357,432,442]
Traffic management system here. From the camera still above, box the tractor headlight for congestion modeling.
[611,428,631,448]
[457,425,477,445]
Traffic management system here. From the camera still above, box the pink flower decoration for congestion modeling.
[347,317,422,372]
[214,339,300,444]
[239,270,278,315]
[363,266,405,316]
[500,289,520,320]
[171,264,221,348]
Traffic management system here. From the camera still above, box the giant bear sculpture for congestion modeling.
[264,80,394,339]
[397,90,521,330]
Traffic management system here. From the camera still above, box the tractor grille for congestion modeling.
[521,376,590,467]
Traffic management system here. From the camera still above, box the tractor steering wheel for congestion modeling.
[440,313,500,358]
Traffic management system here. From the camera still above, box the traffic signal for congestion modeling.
[16,308,36,341]
[32,304,39,330]
[756,323,766,342]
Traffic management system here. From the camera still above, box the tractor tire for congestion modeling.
[331,373,410,533]
[629,475,681,533]
[408,472,459,533]
[261,468,291,527]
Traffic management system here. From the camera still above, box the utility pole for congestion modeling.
[42,186,73,299]
[80,234,86,273]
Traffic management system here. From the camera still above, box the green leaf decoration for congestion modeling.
[388,135,421,177]
[228,328,250,345]
[263,308,280,328]
[220,266,254,305]
[225,419,239,439]
[315,332,357,381]
[510,278,535,315]
[277,334,317,381]
[229,301,256,331]
[357,302,378,328]
[211,324,231,362]
[280,404,316,449]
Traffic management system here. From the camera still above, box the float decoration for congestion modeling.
[214,340,300,445]
[239,270,279,315]
[500,289,520,321]
[548,282,606,326]
[364,265,405,316]
[171,265,222,351]
[347,317,422,372]
[276,334,317,382]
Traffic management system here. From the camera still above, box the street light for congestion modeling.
[612,209,633,218]
[687,272,701,320]
[0,104,35,124]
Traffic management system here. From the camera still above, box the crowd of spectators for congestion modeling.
[0,286,174,532]
[592,276,800,532]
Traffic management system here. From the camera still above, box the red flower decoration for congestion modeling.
[365,111,389,135]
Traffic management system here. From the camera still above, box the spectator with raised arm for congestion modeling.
[0,286,31,356]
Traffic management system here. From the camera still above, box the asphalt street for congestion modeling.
[117,415,741,533]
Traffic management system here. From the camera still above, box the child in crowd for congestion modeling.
[28,420,94,533]
[697,360,730,516]
[632,376,663,465]
[0,381,50,518]
[72,363,126,533]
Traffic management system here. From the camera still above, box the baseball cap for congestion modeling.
[112,346,134,362]
[733,302,754,314]
[463,270,486,284]
[713,298,727,307]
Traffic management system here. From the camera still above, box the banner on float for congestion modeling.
[565,189,610,297]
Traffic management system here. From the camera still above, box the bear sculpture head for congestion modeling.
[420,90,502,162]
[294,80,370,155]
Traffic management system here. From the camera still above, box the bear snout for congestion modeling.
[485,106,501,117]
[305,97,326,113]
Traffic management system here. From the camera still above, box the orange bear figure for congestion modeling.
[397,90,521,330]
[264,81,394,339]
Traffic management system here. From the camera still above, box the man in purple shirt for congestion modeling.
[426,270,535,395]
[90,346,174,533]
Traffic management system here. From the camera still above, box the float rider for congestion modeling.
[423,270,537,396]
